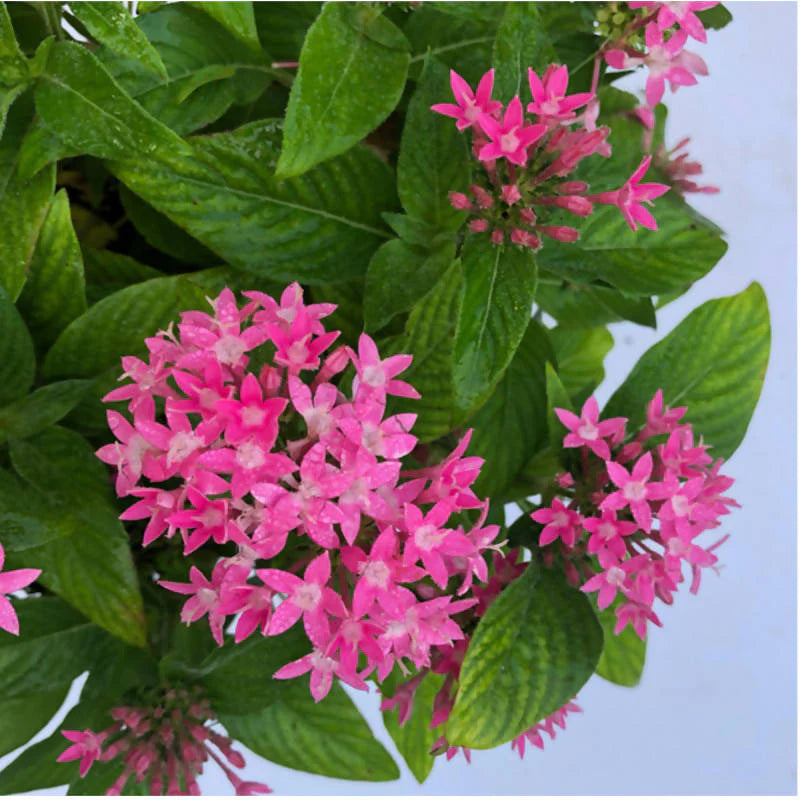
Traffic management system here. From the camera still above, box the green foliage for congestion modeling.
[549,325,614,406]
[447,564,603,748]
[0,284,35,405]
[595,605,646,688]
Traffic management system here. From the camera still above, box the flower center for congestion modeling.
[293,583,322,611]
[623,481,647,502]
[500,129,521,153]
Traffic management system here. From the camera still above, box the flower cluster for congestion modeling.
[99,285,502,702]
[58,686,268,795]
[601,2,715,120]
[0,543,41,636]
[532,392,736,639]
[432,64,670,245]
[652,136,719,196]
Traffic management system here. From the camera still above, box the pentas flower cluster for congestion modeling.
[432,64,670,245]
[58,686,268,795]
[600,2,715,122]
[532,391,736,639]
[0,543,40,636]
[99,285,502,702]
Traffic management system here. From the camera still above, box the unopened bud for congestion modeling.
[469,219,488,233]
[448,191,472,210]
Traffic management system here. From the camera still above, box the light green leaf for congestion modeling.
[397,56,469,231]
[595,605,646,688]
[0,1,28,88]
[545,362,575,468]
[221,681,399,782]
[453,238,538,412]
[604,283,770,459]
[549,325,614,406]
[0,683,70,758]
[0,284,35,405]
[697,3,733,30]
[188,1,261,51]
[0,380,90,444]
[447,564,603,749]
[277,3,409,177]
[16,189,87,352]
[70,1,168,78]
[109,120,396,284]
[8,427,146,647]
[469,321,553,499]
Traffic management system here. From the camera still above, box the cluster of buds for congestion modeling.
[652,136,719,196]
[432,64,670,247]
[99,285,503,703]
[600,2,716,122]
[0,543,40,636]
[532,392,736,639]
[57,686,268,795]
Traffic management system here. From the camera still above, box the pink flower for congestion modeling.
[527,65,593,121]
[630,1,719,43]
[274,647,368,701]
[0,545,40,636]
[615,599,662,639]
[589,156,670,231]
[601,451,672,532]
[57,729,108,777]
[511,699,581,758]
[555,396,626,460]
[431,69,502,131]
[478,96,547,166]
[531,498,583,547]
[347,333,420,400]
[214,373,287,447]
[160,564,228,645]
[583,511,638,568]
[581,564,632,610]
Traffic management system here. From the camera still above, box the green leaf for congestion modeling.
[188,1,261,51]
[397,56,469,231]
[253,2,321,63]
[0,284,35,405]
[536,272,657,329]
[277,3,409,177]
[604,283,771,460]
[0,683,70,758]
[220,681,399,782]
[453,238,538,412]
[70,1,168,78]
[0,93,56,300]
[8,427,146,647]
[549,325,613,406]
[388,259,464,441]
[545,362,575,467]
[447,564,603,749]
[492,2,555,102]
[16,189,87,353]
[469,320,553,499]
[381,670,444,783]
[42,273,212,381]
[0,380,90,444]
[0,1,28,88]
[364,238,454,333]
[595,605,646,688]
[696,3,733,30]
[109,120,396,284]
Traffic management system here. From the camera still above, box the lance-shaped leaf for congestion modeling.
[220,681,399,782]
[446,564,603,749]
[187,1,261,51]
[453,238,538,412]
[549,325,614,406]
[0,284,35,406]
[604,283,770,460]
[0,380,90,444]
[277,3,409,177]
[595,605,646,688]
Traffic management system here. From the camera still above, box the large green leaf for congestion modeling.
[70,1,167,78]
[453,238,538,412]
[0,380,90,444]
[549,325,614,406]
[16,189,87,353]
[381,670,444,783]
[7,427,146,647]
[604,283,770,459]
[396,56,468,232]
[277,3,409,177]
[388,259,464,442]
[110,120,396,284]
[0,1,28,88]
[447,564,603,749]
[595,605,646,688]
[0,683,70,759]
[187,1,261,51]
[253,2,322,63]
[0,94,55,300]
[0,284,35,405]
[220,681,399,782]
[469,320,552,499]
[492,1,555,102]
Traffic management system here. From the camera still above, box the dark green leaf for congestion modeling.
[696,3,733,30]
[604,283,770,459]
[0,683,70,758]
[0,380,90,444]
[187,1,261,51]
[0,284,35,405]
[0,1,28,88]
[81,247,164,302]
[447,564,602,748]
[253,2,322,63]
[70,1,168,78]
[545,362,575,468]
[397,56,469,231]
[595,605,646,687]
[16,189,87,352]
[453,238,538,412]
[469,320,553,499]
[277,4,409,177]
[549,325,613,406]
[109,120,396,284]
[221,681,399,782]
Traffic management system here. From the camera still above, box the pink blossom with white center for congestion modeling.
[0,544,41,636]
[266,309,339,374]
[246,282,335,335]
[629,1,719,43]
[430,68,503,131]
[57,729,109,777]
[554,396,627,460]
[214,373,287,447]
[527,64,593,122]
[601,451,673,531]
[119,486,182,546]
[580,563,632,610]
[583,510,638,568]
[168,487,233,554]
[614,599,663,640]
[273,646,368,702]
[531,498,583,547]
[478,96,547,166]
[347,333,420,401]
[160,564,229,645]
[641,388,688,439]
[216,584,275,643]
[288,377,339,440]
[96,410,160,494]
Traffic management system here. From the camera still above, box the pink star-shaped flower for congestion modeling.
[527,65,593,122]
[555,396,627,460]
[601,451,673,532]
[0,545,40,635]
[531,498,583,547]
[431,68,502,131]
[478,96,547,166]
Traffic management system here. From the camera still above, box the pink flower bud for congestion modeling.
[501,184,521,205]
[510,229,541,249]
[491,229,505,245]
[448,191,472,210]
[556,472,574,488]
[470,185,494,209]
[519,207,537,225]
[538,225,579,243]
[559,196,594,216]
[469,219,488,233]
[557,181,589,194]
